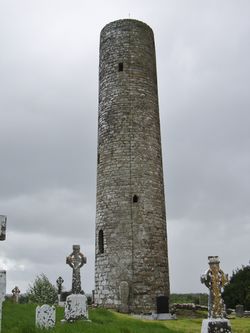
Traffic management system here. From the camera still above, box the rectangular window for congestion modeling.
[118,63,123,71]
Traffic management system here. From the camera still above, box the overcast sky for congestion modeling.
[0,0,249,295]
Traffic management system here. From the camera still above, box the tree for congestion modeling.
[223,264,250,310]
[27,273,58,305]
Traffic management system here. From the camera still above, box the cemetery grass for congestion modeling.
[2,302,250,333]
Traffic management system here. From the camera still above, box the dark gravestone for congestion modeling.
[156,296,169,314]
[235,304,244,317]
[61,291,71,302]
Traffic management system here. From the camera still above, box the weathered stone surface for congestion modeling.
[36,304,56,329]
[66,245,86,294]
[235,304,244,317]
[64,294,88,322]
[201,257,232,333]
[12,286,20,303]
[201,319,232,333]
[0,216,6,241]
[201,256,228,319]
[56,276,64,303]
[0,271,6,303]
[0,270,6,329]
[119,281,129,313]
[95,18,170,314]
[56,276,64,294]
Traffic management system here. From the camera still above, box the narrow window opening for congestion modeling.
[118,62,123,72]
[97,153,100,164]
[98,230,104,254]
[133,195,138,203]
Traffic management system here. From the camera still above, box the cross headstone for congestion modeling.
[56,276,64,304]
[201,256,232,333]
[66,245,86,294]
[56,276,64,295]
[36,304,56,329]
[64,246,88,322]
[0,215,7,333]
[12,286,20,303]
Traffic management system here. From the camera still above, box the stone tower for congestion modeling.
[95,19,170,314]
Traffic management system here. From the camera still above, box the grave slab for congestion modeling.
[36,304,56,329]
[64,294,88,322]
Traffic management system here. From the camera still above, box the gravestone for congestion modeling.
[201,256,232,333]
[235,305,244,318]
[36,304,56,329]
[0,216,7,333]
[12,286,20,303]
[119,281,129,313]
[64,294,88,321]
[66,245,86,294]
[64,245,88,322]
[56,276,64,303]
[56,276,64,294]
[0,271,6,333]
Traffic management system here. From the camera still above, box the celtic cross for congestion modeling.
[66,245,86,294]
[56,276,64,294]
[12,286,20,303]
[201,256,229,318]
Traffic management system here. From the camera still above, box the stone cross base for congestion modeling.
[64,294,88,322]
[201,319,232,333]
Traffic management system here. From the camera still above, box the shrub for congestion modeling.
[27,273,58,305]
[223,264,250,310]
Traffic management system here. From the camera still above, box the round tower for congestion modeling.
[95,19,169,314]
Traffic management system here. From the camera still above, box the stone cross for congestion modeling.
[0,216,7,333]
[12,286,20,303]
[66,245,86,294]
[56,276,64,295]
[201,256,229,319]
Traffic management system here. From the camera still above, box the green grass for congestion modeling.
[2,301,250,333]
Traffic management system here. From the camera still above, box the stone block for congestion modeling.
[201,319,232,333]
[235,304,244,317]
[64,294,88,322]
[0,271,6,303]
[36,304,56,329]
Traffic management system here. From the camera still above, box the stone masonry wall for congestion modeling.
[95,19,170,313]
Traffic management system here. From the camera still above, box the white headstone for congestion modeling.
[0,272,6,303]
[64,294,88,322]
[0,271,6,333]
[36,304,56,329]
